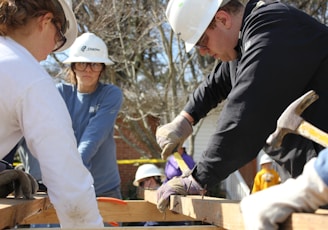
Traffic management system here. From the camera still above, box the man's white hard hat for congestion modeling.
[165,0,231,52]
[63,32,114,65]
[260,154,273,165]
[56,0,78,52]
[133,164,165,187]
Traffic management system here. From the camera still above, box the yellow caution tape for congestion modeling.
[12,159,166,167]
[117,159,166,164]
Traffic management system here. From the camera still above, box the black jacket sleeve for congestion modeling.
[184,60,234,124]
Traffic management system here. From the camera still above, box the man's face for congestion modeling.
[196,10,240,61]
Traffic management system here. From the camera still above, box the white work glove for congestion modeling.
[240,158,328,230]
[156,115,192,160]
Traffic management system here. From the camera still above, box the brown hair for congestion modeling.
[208,0,244,29]
[0,0,66,36]
[64,66,77,84]
[220,0,244,15]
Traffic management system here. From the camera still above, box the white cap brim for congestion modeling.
[55,0,78,52]
[63,56,114,65]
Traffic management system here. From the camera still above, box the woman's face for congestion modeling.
[73,63,104,93]
[26,14,65,61]
[139,177,159,190]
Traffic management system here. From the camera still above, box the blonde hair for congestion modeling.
[0,0,66,36]
[64,65,77,84]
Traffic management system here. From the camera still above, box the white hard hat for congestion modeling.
[56,0,78,52]
[260,154,273,165]
[133,164,165,187]
[166,0,231,52]
[63,32,114,65]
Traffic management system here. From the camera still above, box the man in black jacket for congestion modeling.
[156,0,328,225]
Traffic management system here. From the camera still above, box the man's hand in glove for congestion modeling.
[0,169,38,199]
[156,114,193,160]
[157,172,205,212]
[240,158,328,230]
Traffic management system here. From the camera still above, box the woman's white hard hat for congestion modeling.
[56,0,78,52]
[165,0,231,52]
[133,164,165,187]
[63,32,114,65]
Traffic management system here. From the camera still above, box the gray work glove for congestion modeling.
[0,169,38,199]
[156,115,193,160]
[240,158,328,230]
[157,171,204,212]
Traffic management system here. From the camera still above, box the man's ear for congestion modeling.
[214,10,232,29]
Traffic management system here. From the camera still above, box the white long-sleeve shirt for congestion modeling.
[0,36,103,228]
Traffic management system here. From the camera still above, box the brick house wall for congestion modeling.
[115,115,164,199]
[116,138,140,199]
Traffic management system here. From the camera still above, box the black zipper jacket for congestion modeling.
[186,0,328,188]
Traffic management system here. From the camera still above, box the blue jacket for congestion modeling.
[57,82,123,195]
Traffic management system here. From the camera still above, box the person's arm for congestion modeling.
[181,153,196,169]
[156,61,233,159]
[164,156,180,181]
[21,78,103,228]
[251,173,261,194]
[241,149,328,230]
[183,60,233,125]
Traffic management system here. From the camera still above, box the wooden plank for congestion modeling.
[144,190,328,230]
[281,212,328,229]
[98,200,199,223]
[0,195,52,229]
[22,200,198,224]
[4,190,328,229]
[170,195,242,229]
[19,204,58,225]
[144,189,158,204]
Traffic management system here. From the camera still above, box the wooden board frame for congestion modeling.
[143,190,328,230]
[1,191,328,229]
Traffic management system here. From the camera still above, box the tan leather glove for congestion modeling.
[240,158,328,230]
[0,169,38,199]
[156,115,192,160]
